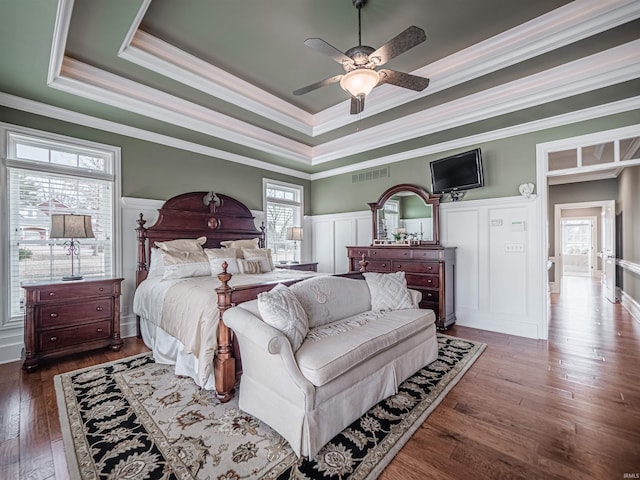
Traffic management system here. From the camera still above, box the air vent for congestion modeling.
[352,166,389,183]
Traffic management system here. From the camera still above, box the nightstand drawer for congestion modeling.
[39,320,112,352]
[39,299,113,328]
[35,281,116,302]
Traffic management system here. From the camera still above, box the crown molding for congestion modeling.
[0,92,311,180]
[310,96,640,180]
[47,0,640,167]
[113,0,640,136]
[52,57,312,164]
[311,41,640,164]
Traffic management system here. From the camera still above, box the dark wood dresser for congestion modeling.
[347,245,456,330]
[22,277,123,371]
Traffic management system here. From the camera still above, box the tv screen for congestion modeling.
[430,148,484,194]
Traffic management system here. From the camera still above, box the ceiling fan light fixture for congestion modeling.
[339,68,379,97]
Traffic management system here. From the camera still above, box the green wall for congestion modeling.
[0,107,311,213]
[618,165,640,304]
[310,110,640,215]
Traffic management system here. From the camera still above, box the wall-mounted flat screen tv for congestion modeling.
[430,148,484,194]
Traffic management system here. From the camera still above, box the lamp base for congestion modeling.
[62,275,83,281]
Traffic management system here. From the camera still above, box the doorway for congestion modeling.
[560,217,595,277]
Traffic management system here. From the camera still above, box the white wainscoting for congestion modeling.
[120,197,164,339]
[311,211,371,274]
[440,195,545,339]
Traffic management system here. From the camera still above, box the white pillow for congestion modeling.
[220,238,260,258]
[242,248,273,272]
[363,271,415,312]
[146,248,165,278]
[257,283,309,351]
[204,248,239,275]
[159,249,211,279]
[155,236,206,252]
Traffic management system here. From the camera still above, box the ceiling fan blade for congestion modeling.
[368,26,426,66]
[350,94,365,115]
[293,74,343,96]
[304,38,354,67]
[377,69,430,91]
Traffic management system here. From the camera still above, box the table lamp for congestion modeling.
[50,214,94,281]
[286,226,303,264]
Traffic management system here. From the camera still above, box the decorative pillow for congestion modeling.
[363,271,415,312]
[155,236,206,252]
[220,238,260,258]
[159,249,211,279]
[242,248,273,272]
[204,248,239,275]
[146,248,165,278]
[257,283,309,351]
[238,259,262,274]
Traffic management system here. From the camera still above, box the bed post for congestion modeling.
[135,214,148,339]
[215,262,236,402]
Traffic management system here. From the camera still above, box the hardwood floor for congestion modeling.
[1,276,639,479]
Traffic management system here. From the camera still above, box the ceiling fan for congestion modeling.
[293,0,430,115]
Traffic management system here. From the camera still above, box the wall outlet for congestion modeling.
[505,243,525,253]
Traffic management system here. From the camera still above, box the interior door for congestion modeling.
[601,200,616,303]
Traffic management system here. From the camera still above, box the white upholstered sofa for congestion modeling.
[223,273,439,459]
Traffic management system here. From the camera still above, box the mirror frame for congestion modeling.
[368,184,441,246]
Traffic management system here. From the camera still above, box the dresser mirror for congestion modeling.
[368,184,440,246]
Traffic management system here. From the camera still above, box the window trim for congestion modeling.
[1,122,122,327]
[263,178,304,262]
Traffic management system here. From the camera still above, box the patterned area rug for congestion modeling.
[55,334,485,479]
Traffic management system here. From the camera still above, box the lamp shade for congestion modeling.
[339,68,379,97]
[286,226,303,242]
[50,214,95,239]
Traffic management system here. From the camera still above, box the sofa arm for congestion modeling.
[223,305,316,403]
[408,288,422,308]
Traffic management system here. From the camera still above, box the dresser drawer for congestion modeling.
[347,247,370,258]
[369,248,412,260]
[39,298,113,328]
[365,260,393,271]
[392,261,440,274]
[406,273,440,288]
[35,281,116,302]
[420,289,439,303]
[38,320,112,352]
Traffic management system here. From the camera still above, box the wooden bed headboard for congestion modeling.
[135,191,265,286]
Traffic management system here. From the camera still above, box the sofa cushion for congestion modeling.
[257,283,309,351]
[363,271,414,311]
[290,276,371,329]
[295,308,436,386]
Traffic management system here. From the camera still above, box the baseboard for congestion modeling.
[455,309,542,339]
[619,288,640,324]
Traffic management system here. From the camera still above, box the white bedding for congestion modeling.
[133,268,322,389]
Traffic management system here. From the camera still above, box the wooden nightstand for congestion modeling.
[276,262,318,272]
[22,277,123,371]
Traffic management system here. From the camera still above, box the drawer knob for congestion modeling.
[396,264,402,269]
[427,279,433,284]
[99,287,104,291]
[427,266,433,270]
[96,306,104,312]
[427,292,433,298]
[49,313,58,318]
[50,336,57,342]
[381,263,387,267]
[96,328,103,333]
[48,292,56,296]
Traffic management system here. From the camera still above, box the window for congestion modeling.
[2,126,120,321]
[264,180,303,263]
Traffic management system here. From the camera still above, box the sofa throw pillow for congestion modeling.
[159,249,211,279]
[363,271,415,312]
[155,236,206,253]
[221,238,260,258]
[257,283,309,351]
